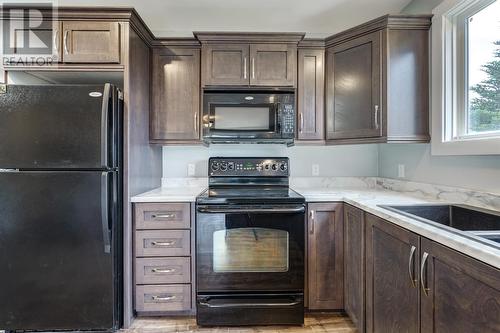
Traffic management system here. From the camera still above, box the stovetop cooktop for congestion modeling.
[196,186,305,205]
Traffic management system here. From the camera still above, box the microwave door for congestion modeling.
[207,104,279,139]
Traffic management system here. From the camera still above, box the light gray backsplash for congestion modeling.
[162,144,379,178]
[378,144,500,194]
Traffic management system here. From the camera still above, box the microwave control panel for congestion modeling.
[281,104,295,136]
[209,157,289,177]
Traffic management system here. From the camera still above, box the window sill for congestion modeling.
[431,136,500,155]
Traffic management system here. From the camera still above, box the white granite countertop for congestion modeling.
[131,179,500,269]
[131,186,205,202]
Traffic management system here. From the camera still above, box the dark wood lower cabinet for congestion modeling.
[307,203,344,310]
[420,238,500,333]
[343,205,365,331]
[365,214,420,333]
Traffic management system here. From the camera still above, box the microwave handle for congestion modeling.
[275,103,281,132]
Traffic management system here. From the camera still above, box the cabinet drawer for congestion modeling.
[135,230,190,257]
[135,203,190,230]
[136,257,191,285]
[136,284,191,313]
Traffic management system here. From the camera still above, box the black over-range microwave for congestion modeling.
[202,91,295,145]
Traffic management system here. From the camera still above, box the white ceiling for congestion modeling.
[5,0,414,38]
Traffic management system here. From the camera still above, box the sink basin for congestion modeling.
[379,204,500,231]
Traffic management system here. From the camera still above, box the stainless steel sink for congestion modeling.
[378,204,500,248]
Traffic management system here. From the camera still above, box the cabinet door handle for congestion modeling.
[152,268,175,274]
[194,112,198,132]
[243,57,247,79]
[63,30,69,55]
[152,295,176,302]
[299,112,304,133]
[408,245,417,288]
[53,28,59,54]
[309,210,315,234]
[420,252,430,296]
[151,240,175,247]
[152,213,175,219]
[374,105,379,129]
[251,57,255,79]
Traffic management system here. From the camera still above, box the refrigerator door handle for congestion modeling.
[101,172,112,253]
[100,83,112,168]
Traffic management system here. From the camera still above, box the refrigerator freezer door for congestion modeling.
[0,84,117,169]
[0,171,119,331]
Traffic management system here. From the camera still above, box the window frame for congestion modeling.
[431,0,500,155]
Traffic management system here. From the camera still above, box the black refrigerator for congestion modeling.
[0,84,123,331]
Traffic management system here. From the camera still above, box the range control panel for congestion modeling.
[209,157,289,177]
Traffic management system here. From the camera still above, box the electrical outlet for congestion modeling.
[312,164,320,176]
[187,163,196,177]
[398,164,405,178]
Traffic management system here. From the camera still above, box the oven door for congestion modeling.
[196,204,305,293]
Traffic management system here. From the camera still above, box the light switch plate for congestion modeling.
[188,163,196,176]
[398,164,405,178]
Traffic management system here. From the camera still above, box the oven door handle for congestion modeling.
[198,299,301,308]
[196,206,305,214]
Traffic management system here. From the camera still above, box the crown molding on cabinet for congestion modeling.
[193,32,305,44]
[325,14,432,47]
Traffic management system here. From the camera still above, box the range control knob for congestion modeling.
[211,162,220,171]
[280,163,287,172]
[220,162,228,171]
[271,164,278,171]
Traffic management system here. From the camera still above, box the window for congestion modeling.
[431,0,500,155]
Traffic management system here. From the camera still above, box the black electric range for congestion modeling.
[195,157,305,326]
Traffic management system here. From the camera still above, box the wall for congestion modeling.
[162,144,379,178]
[395,0,500,194]
[401,0,443,13]
[379,144,500,193]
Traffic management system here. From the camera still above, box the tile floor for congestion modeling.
[123,313,356,333]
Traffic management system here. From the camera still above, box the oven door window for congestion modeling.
[213,227,289,273]
[211,105,276,132]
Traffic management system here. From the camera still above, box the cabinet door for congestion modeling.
[7,21,62,61]
[326,31,382,140]
[307,203,343,310]
[62,21,120,63]
[297,49,324,140]
[151,48,200,142]
[420,238,500,333]
[202,44,249,86]
[365,214,420,333]
[250,44,296,86]
[343,205,365,331]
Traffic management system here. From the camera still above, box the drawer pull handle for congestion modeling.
[152,295,176,302]
[152,268,175,274]
[151,213,175,219]
[151,240,175,247]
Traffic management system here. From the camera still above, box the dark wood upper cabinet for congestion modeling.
[365,214,420,333]
[151,47,201,143]
[325,15,431,144]
[202,44,249,86]
[297,47,325,141]
[249,44,296,86]
[195,33,304,87]
[420,238,500,333]
[61,21,120,63]
[343,205,365,332]
[326,31,382,140]
[307,203,344,310]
